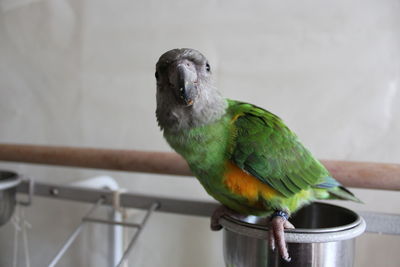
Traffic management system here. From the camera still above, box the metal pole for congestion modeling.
[47,223,85,267]
[109,209,123,267]
[14,180,400,236]
[116,203,159,267]
[83,217,142,228]
[70,175,123,267]
[47,199,103,267]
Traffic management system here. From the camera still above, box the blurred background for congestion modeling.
[0,0,399,266]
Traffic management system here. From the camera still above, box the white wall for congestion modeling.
[0,0,399,266]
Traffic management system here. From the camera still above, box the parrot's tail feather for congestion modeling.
[327,186,363,203]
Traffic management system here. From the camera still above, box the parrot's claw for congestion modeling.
[268,212,295,262]
[210,205,241,231]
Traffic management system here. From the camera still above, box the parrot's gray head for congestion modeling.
[155,48,227,132]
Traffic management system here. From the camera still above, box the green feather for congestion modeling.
[163,99,360,216]
[229,100,328,195]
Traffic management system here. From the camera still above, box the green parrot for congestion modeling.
[155,48,360,261]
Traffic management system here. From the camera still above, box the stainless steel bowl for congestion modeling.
[221,202,366,267]
[0,170,21,226]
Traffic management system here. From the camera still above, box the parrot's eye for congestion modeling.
[206,63,211,72]
[155,71,159,80]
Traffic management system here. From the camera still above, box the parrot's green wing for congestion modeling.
[228,100,345,198]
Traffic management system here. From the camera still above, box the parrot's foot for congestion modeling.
[210,205,243,231]
[268,211,295,262]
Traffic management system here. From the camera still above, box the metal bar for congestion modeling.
[15,180,400,236]
[16,180,218,217]
[48,223,85,267]
[359,211,400,235]
[2,143,400,191]
[17,181,112,204]
[67,175,123,267]
[109,208,123,267]
[116,203,159,267]
[47,199,103,267]
[119,192,217,217]
[82,217,142,228]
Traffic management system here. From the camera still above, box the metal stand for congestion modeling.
[115,202,158,267]
[6,178,400,267]
[47,197,158,267]
[48,199,104,267]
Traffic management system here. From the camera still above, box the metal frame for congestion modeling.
[115,202,158,267]
[48,199,105,267]
[17,180,218,217]
[15,179,219,267]
[9,178,400,267]
[69,175,124,267]
[46,196,158,267]
[15,180,400,236]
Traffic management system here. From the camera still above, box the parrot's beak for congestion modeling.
[172,61,198,106]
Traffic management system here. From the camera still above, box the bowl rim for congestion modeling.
[220,202,366,243]
[0,170,21,191]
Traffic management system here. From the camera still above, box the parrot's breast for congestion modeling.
[163,115,232,184]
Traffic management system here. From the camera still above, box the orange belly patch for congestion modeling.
[224,161,278,202]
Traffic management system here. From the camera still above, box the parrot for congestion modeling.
[155,48,360,261]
